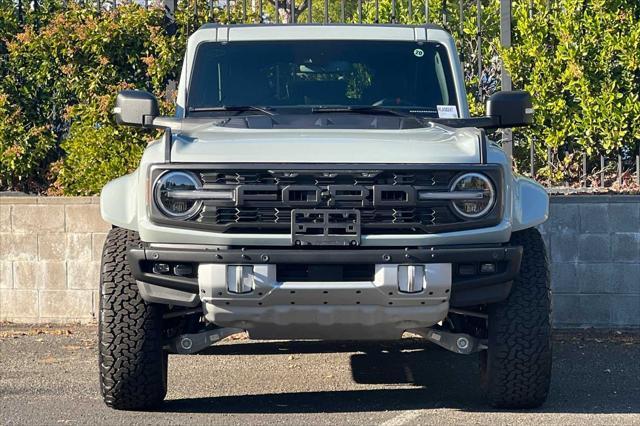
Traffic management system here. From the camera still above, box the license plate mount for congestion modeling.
[292,209,361,246]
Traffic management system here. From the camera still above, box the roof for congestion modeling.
[198,23,445,31]
[190,23,450,43]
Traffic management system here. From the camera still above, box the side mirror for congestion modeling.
[113,90,159,127]
[486,90,533,128]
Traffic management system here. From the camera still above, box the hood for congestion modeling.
[169,124,483,164]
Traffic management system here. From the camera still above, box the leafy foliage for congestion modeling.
[0,3,184,194]
[0,93,57,190]
[56,95,149,195]
[504,0,640,183]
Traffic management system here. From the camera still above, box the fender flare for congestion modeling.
[100,171,139,231]
[511,175,549,232]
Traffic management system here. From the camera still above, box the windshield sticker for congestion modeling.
[413,48,424,58]
[437,105,459,118]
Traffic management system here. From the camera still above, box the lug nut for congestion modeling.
[382,254,391,262]
[180,337,193,351]
[456,337,470,351]
[261,254,270,262]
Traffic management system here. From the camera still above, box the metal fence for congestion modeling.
[11,0,640,190]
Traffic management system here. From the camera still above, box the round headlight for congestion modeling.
[450,173,495,218]
[154,171,202,219]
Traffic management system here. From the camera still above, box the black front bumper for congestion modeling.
[127,245,522,308]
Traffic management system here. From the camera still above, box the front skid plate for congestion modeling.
[198,263,452,340]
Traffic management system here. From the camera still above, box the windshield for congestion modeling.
[187,40,459,117]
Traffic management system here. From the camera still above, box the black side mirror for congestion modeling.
[486,90,533,128]
[113,90,159,127]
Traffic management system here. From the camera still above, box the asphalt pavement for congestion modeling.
[1,325,639,425]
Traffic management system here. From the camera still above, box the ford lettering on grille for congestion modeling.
[279,185,413,208]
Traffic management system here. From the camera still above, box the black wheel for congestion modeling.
[98,227,168,410]
[480,227,552,408]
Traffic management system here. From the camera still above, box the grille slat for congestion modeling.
[203,170,452,187]
[204,207,452,227]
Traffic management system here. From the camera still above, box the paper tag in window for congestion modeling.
[437,105,459,118]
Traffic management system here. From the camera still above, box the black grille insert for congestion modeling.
[277,264,375,282]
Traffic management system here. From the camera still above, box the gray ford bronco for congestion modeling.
[100,23,552,410]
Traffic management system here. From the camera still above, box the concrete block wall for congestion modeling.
[537,195,640,329]
[1,195,639,327]
[0,197,110,323]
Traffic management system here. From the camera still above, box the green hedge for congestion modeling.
[506,0,640,182]
[0,0,638,194]
[0,3,182,194]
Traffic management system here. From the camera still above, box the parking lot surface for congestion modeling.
[1,325,639,425]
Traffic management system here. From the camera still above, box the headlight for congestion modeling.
[154,171,202,219]
[449,173,495,218]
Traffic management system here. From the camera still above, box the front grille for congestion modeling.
[150,165,503,235]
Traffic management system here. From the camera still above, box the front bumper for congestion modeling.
[128,244,522,310]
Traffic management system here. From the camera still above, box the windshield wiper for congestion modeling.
[311,106,420,120]
[187,106,275,116]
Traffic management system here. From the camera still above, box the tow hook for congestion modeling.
[166,327,243,354]
[411,328,487,354]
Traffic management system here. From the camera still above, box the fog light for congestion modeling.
[152,263,170,274]
[480,263,496,274]
[398,265,425,293]
[227,265,254,294]
[458,264,476,276]
[174,264,193,276]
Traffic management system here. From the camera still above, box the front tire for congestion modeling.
[98,228,168,410]
[480,228,552,408]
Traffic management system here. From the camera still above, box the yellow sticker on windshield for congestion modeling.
[413,48,424,58]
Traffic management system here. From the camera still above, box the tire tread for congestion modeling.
[483,227,552,408]
[98,227,167,410]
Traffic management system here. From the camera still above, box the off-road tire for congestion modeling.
[98,227,168,410]
[480,227,552,408]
